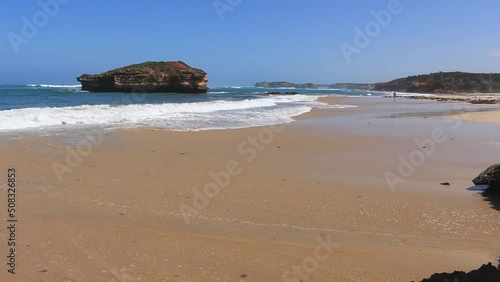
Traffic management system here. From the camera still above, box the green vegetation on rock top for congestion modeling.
[107,61,205,75]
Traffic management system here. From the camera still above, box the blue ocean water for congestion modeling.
[0,84,376,133]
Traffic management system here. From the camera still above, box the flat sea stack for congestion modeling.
[374,72,500,94]
[77,61,208,93]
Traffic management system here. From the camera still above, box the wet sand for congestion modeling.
[0,97,499,281]
[448,109,500,125]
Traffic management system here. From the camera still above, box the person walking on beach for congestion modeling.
[393,92,396,102]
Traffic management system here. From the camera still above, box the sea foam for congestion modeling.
[0,95,355,132]
[27,84,82,88]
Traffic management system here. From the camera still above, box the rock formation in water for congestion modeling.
[255,81,318,89]
[77,61,208,93]
[374,72,500,94]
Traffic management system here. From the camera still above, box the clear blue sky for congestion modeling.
[1,0,499,85]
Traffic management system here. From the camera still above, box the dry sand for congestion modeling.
[0,97,499,281]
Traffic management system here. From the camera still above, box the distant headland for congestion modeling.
[255,82,375,90]
[329,83,374,90]
[374,72,500,94]
[77,61,208,93]
[256,72,500,94]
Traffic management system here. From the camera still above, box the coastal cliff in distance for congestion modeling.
[374,72,500,94]
[329,83,374,90]
[77,61,208,93]
[255,81,318,89]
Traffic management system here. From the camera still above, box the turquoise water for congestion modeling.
[0,84,376,133]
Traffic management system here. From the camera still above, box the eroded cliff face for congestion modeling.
[77,61,208,93]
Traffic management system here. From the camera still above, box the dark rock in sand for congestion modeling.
[421,263,500,282]
[473,164,500,192]
[77,61,208,93]
[405,95,500,105]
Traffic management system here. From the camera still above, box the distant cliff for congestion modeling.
[255,81,318,89]
[374,72,500,94]
[77,61,208,93]
[329,83,375,90]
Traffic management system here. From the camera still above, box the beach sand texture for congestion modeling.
[0,97,499,281]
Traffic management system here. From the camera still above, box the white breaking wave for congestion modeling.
[27,84,81,88]
[0,95,356,132]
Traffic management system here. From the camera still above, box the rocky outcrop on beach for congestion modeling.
[473,164,500,192]
[329,83,375,90]
[77,61,208,93]
[420,263,500,282]
[255,81,318,89]
[374,72,500,94]
[405,94,500,104]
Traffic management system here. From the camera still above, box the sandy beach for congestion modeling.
[448,110,500,125]
[403,92,500,124]
[0,97,499,281]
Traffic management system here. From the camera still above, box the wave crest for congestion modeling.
[27,84,82,88]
